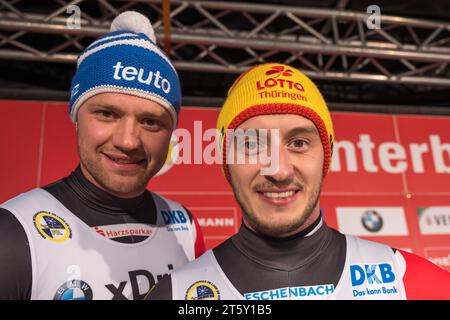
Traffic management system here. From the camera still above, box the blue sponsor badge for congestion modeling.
[350,263,399,298]
[161,210,189,232]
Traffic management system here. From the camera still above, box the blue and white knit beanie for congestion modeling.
[69,11,181,128]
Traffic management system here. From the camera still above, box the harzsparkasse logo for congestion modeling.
[418,207,450,235]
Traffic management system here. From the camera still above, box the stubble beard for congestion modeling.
[78,143,154,198]
[231,177,323,238]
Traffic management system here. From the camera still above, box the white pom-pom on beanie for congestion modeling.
[110,11,156,43]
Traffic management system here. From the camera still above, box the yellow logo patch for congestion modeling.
[33,211,72,243]
[185,280,220,300]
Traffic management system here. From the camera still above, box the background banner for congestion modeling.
[1,101,449,271]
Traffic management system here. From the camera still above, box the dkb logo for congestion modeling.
[350,263,395,286]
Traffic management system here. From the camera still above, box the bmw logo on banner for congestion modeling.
[361,210,384,233]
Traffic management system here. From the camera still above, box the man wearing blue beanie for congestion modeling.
[0,11,205,300]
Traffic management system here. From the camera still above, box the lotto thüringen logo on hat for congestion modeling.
[69,11,181,129]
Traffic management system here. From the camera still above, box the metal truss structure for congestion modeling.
[0,0,450,88]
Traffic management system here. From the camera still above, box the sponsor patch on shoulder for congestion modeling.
[33,211,72,242]
[185,280,220,300]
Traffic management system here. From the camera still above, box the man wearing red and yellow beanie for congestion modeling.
[147,63,450,301]
[216,62,333,238]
